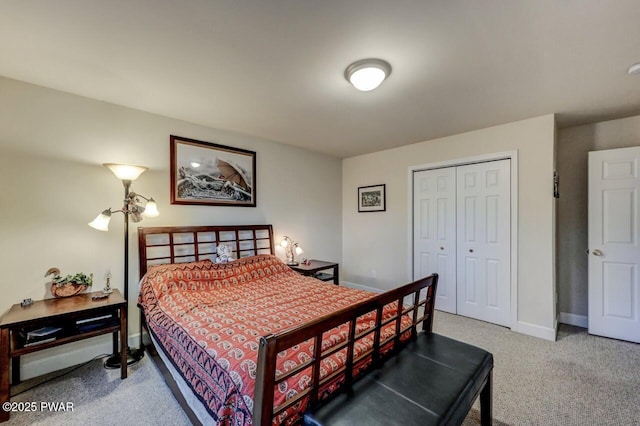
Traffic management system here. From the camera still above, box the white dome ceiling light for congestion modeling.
[628,62,640,75]
[345,58,392,91]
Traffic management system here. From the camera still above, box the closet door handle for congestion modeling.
[469,249,474,253]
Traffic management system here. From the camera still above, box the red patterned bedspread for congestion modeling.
[138,254,410,425]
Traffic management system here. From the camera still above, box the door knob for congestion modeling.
[469,249,474,253]
[440,247,444,250]
[592,249,603,256]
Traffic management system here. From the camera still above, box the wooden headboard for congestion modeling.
[137,224,275,278]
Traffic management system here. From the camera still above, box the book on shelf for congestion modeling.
[75,314,114,325]
[24,337,57,347]
[20,326,63,347]
[26,326,62,340]
[75,313,118,332]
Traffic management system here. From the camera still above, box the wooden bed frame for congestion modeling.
[137,224,437,425]
[138,224,275,276]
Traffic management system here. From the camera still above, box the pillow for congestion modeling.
[215,244,235,263]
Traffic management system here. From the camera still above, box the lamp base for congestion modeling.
[103,346,145,369]
[286,261,299,266]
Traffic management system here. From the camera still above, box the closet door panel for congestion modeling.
[413,168,457,313]
[456,160,511,326]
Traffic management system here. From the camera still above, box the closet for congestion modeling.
[413,159,511,327]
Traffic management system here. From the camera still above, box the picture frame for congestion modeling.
[358,184,386,212]
[170,135,256,207]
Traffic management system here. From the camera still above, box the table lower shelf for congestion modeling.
[313,272,335,282]
[11,324,121,357]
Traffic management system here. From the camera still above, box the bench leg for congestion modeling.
[480,369,493,426]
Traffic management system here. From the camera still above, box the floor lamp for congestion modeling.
[88,163,159,368]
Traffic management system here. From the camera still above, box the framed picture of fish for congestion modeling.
[358,184,386,212]
[170,135,256,207]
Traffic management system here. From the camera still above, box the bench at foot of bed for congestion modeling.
[304,332,493,426]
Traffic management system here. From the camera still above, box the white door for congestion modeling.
[457,160,511,326]
[588,147,640,343]
[413,167,457,313]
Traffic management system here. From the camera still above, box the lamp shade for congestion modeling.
[295,245,304,255]
[104,163,148,181]
[142,198,160,217]
[88,209,112,231]
[280,238,289,248]
[345,58,392,91]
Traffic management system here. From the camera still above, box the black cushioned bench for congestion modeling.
[304,332,493,426]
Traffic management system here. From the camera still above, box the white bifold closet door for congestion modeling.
[456,160,511,327]
[413,159,511,327]
[413,167,457,314]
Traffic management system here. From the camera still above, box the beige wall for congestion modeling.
[0,77,342,378]
[557,115,640,322]
[342,115,557,339]
[11,68,634,374]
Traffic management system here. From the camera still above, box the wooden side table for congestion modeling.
[0,290,127,422]
[289,260,339,285]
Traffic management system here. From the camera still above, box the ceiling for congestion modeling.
[2,1,640,158]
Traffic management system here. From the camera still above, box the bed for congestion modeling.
[137,224,437,425]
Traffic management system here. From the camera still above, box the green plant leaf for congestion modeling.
[52,272,93,287]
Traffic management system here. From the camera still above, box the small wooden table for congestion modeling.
[289,260,339,285]
[0,290,127,422]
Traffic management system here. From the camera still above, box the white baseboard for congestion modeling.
[516,320,557,341]
[18,332,141,381]
[344,282,560,342]
[559,312,588,328]
[340,281,384,294]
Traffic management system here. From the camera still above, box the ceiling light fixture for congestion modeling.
[628,62,640,75]
[345,58,392,91]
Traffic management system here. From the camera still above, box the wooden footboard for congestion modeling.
[253,273,438,425]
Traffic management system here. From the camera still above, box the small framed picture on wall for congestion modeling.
[358,184,386,212]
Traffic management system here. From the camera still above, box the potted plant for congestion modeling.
[46,268,93,298]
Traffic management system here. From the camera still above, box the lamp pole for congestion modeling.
[123,179,130,304]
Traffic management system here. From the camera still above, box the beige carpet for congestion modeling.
[438,312,640,426]
[6,312,640,425]
[6,354,190,426]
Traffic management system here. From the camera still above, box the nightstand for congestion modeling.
[0,290,127,423]
[290,260,339,285]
